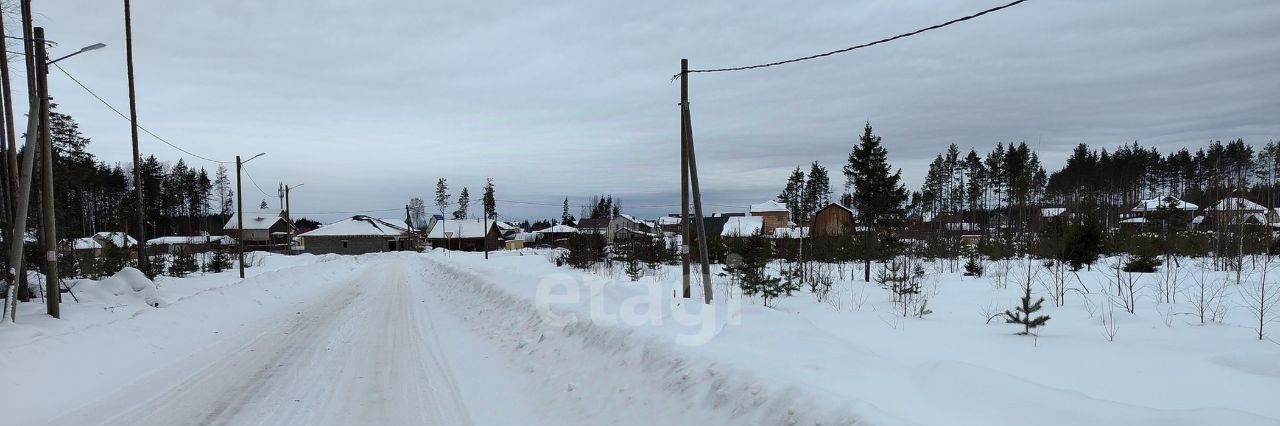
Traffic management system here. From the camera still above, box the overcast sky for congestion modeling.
[21,0,1280,223]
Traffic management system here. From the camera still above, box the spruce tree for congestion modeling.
[1005,284,1051,335]
[843,122,908,281]
[169,250,198,278]
[482,179,497,220]
[453,187,470,219]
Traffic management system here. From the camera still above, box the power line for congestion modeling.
[51,62,230,164]
[240,165,273,199]
[680,0,1031,75]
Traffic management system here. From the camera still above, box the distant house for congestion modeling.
[609,214,655,244]
[575,217,610,236]
[811,203,855,237]
[426,219,500,251]
[298,216,414,255]
[93,232,137,248]
[533,224,578,247]
[1205,197,1272,229]
[657,216,681,234]
[1124,195,1199,229]
[224,209,289,250]
[721,216,764,238]
[146,235,234,254]
[71,237,103,255]
[748,201,790,235]
[772,226,809,239]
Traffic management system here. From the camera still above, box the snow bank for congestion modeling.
[418,257,877,425]
[84,267,163,308]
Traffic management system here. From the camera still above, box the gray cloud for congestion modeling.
[25,0,1280,222]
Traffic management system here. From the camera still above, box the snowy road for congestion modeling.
[46,258,534,426]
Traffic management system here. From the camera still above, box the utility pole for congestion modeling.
[34,27,58,318]
[284,185,291,252]
[124,0,149,273]
[3,58,42,323]
[680,59,691,299]
[680,59,713,304]
[15,0,34,303]
[236,155,245,278]
[0,6,19,229]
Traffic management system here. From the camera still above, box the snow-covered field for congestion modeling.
[2,250,1277,425]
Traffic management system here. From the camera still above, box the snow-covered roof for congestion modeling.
[223,210,285,231]
[72,237,101,250]
[721,216,764,237]
[534,224,578,234]
[1040,207,1067,217]
[427,219,495,239]
[1206,197,1266,212]
[300,216,409,238]
[94,232,137,247]
[1132,196,1198,212]
[146,235,233,245]
[749,200,788,213]
[772,226,809,239]
[1119,217,1146,224]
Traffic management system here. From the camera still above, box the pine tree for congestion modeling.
[214,164,234,218]
[801,161,830,224]
[259,199,268,210]
[561,197,575,226]
[169,250,198,278]
[482,178,497,220]
[434,178,450,217]
[843,122,908,281]
[778,166,805,221]
[1005,284,1051,335]
[453,187,470,219]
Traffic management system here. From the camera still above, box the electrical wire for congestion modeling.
[678,0,1031,76]
[240,164,273,199]
[52,62,230,164]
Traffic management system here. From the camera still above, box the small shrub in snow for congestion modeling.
[204,247,232,273]
[1005,282,1051,335]
[1122,253,1161,273]
[963,256,983,277]
[168,250,198,278]
[140,253,166,279]
[877,256,932,318]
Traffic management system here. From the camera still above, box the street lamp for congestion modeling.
[235,152,266,278]
[5,27,106,320]
[284,183,304,253]
[48,43,106,65]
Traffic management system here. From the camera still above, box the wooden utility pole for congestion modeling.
[680,59,714,304]
[124,0,149,273]
[680,60,691,299]
[284,185,292,253]
[3,62,41,323]
[34,27,59,318]
[235,155,245,278]
[15,0,34,302]
[0,7,18,227]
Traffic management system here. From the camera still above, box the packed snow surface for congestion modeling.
[2,250,1277,425]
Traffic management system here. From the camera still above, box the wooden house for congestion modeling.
[748,201,790,235]
[426,219,500,251]
[811,203,855,237]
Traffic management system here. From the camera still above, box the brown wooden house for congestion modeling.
[748,200,791,235]
[811,203,855,237]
